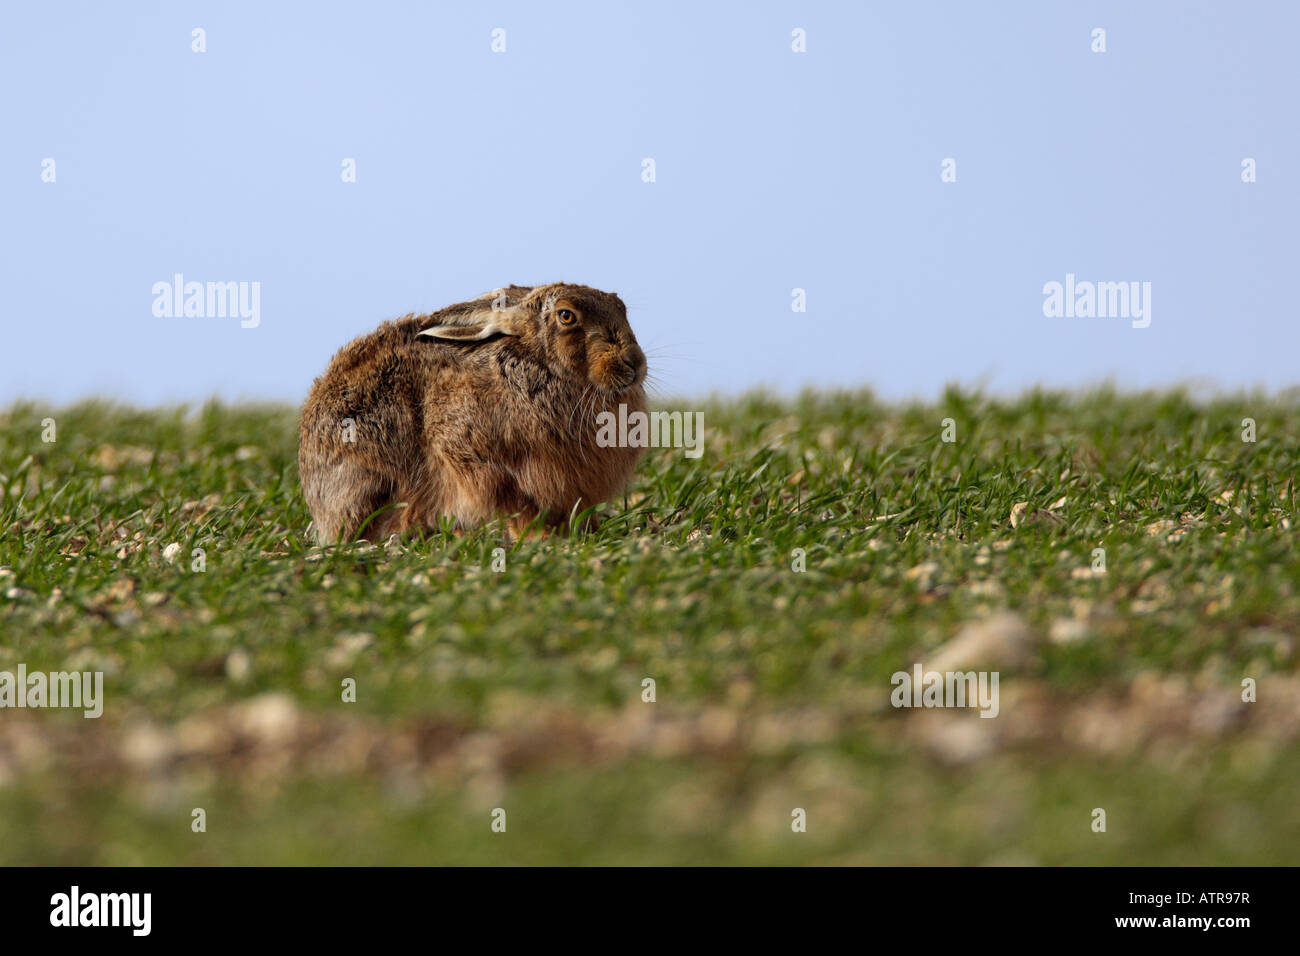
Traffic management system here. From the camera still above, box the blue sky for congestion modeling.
[1,1,1296,404]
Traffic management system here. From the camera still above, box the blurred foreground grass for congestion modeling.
[1,388,1298,864]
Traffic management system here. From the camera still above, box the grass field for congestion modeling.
[1,389,1298,864]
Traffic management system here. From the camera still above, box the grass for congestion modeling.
[1,387,1298,864]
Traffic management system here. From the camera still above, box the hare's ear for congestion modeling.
[418,312,524,342]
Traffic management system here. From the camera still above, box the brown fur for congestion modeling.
[298,283,648,543]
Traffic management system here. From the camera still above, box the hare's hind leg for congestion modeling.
[303,458,395,544]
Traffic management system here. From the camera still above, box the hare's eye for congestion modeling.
[557,309,577,326]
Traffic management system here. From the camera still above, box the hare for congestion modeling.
[298,283,648,543]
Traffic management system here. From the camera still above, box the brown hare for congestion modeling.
[298,283,648,543]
